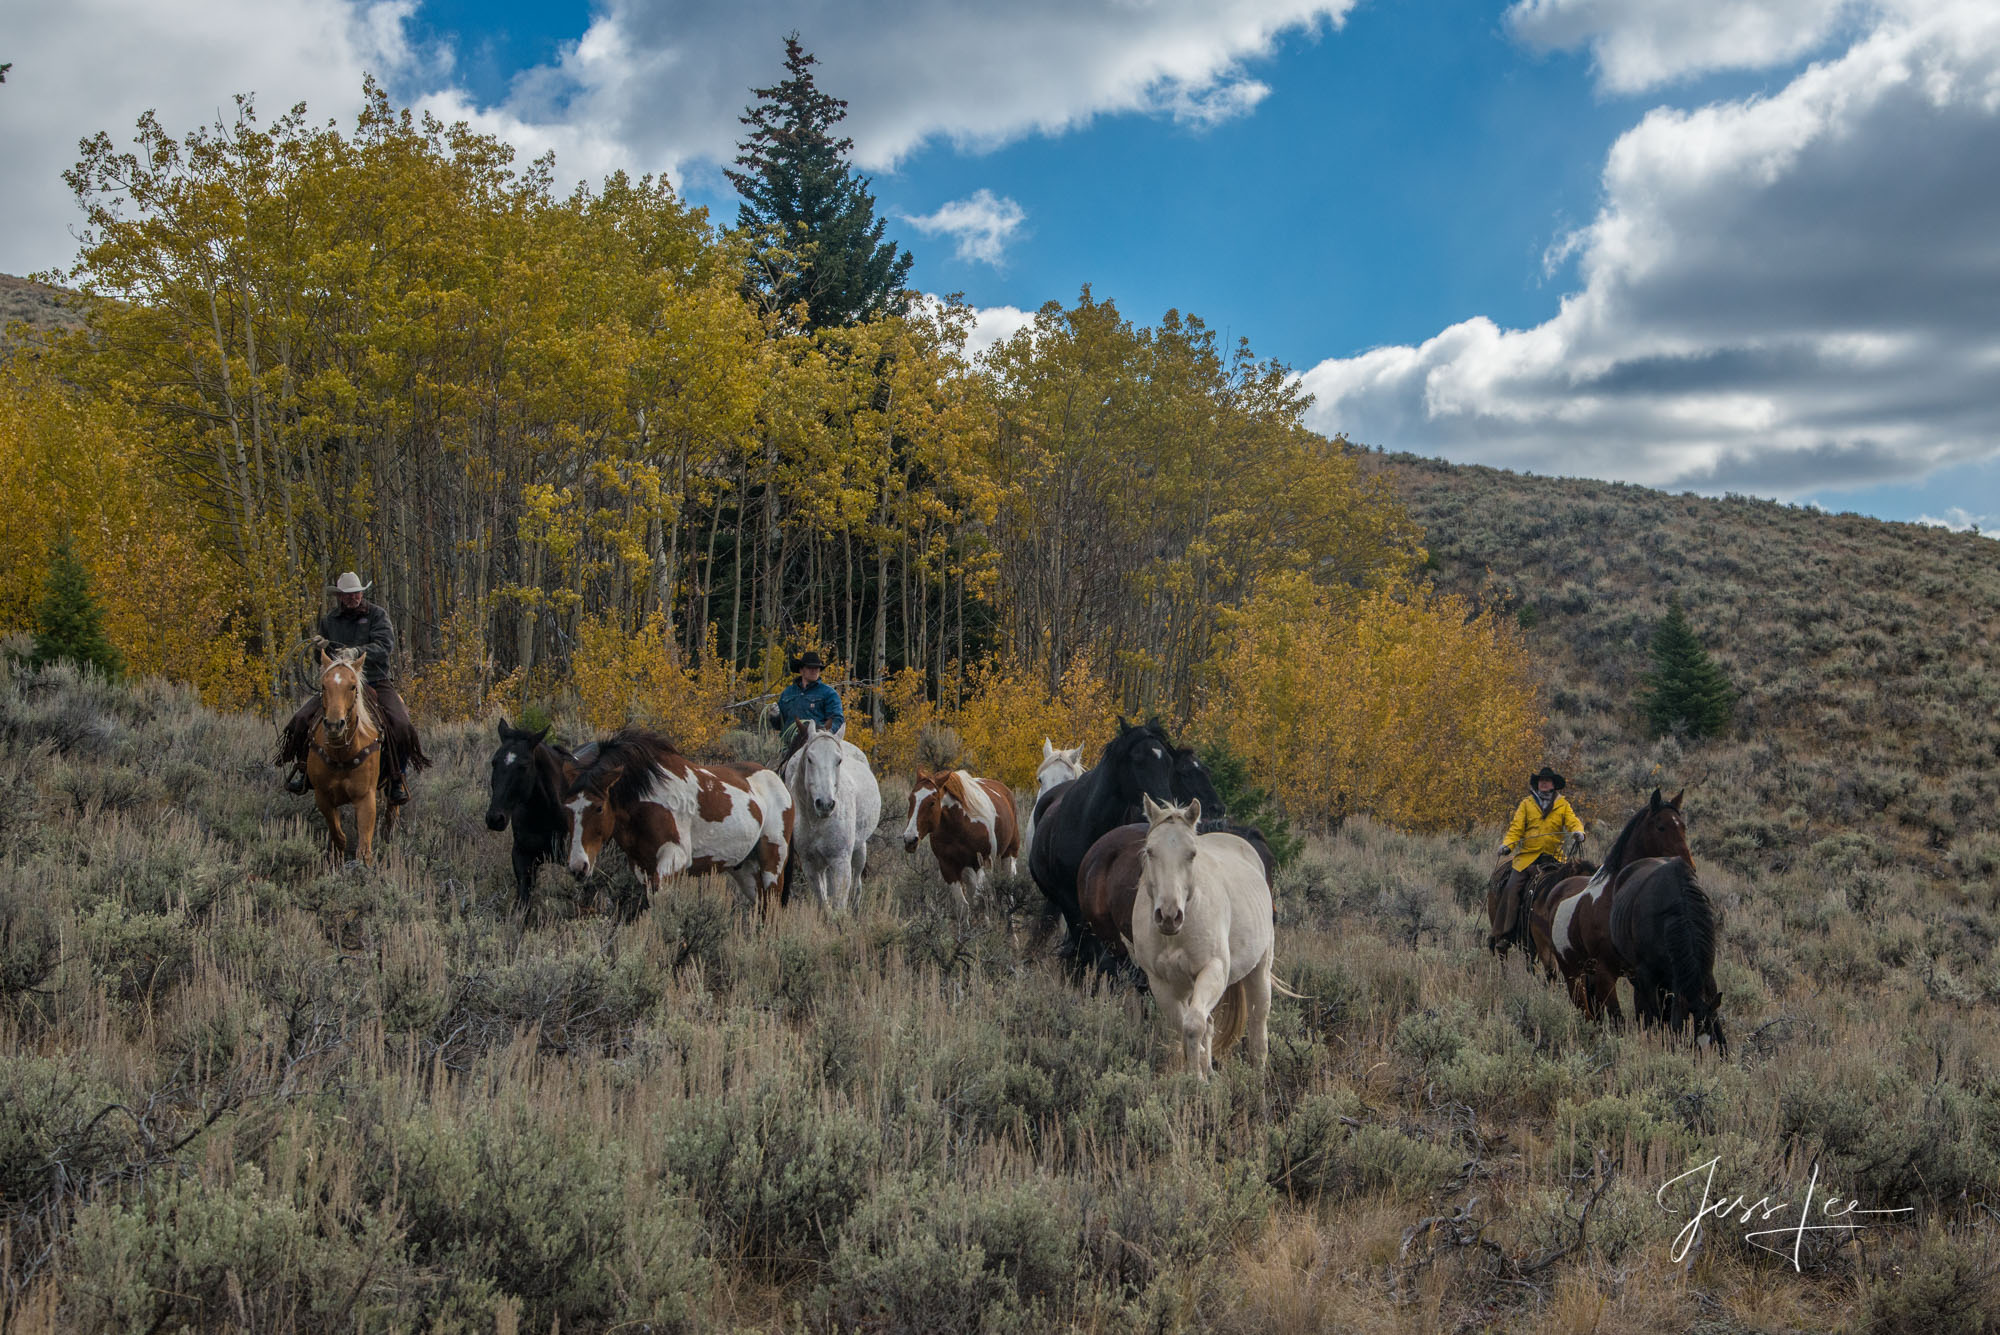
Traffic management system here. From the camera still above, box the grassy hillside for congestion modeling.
[1,651,1996,1332]
[1372,451,2000,890]
[0,275,87,343]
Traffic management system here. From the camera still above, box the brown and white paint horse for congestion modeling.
[564,730,792,922]
[1530,789,1723,1048]
[306,646,396,863]
[901,768,1021,908]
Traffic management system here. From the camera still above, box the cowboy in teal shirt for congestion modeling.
[768,652,844,759]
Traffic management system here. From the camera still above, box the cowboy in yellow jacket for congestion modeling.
[1503,766,1586,874]
[1487,766,1587,955]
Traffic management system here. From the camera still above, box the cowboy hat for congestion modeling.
[1528,766,1567,791]
[328,571,373,594]
[790,650,826,672]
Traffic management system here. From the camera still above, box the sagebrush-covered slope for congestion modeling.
[1371,451,2000,883]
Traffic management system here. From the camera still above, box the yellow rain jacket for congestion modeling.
[1504,795,1585,871]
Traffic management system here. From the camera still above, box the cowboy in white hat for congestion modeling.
[278,572,428,802]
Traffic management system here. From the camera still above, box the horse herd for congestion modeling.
[304,648,1724,1074]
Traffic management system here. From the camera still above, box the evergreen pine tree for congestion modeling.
[727,35,913,331]
[31,534,123,679]
[1640,596,1733,738]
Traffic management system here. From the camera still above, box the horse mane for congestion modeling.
[1600,803,1651,876]
[573,728,681,803]
[1656,860,1718,1008]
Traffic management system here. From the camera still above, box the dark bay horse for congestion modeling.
[484,718,580,924]
[1029,722,1224,968]
[1531,789,1725,1050]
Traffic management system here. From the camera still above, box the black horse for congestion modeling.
[1029,719,1225,966]
[484,719,580,924]
[1610,858,1727,1052]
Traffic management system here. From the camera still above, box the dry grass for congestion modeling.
[0,655,1995,1332]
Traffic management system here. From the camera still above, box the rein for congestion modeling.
[311,734,382,770]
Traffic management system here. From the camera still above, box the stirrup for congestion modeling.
[284,767,310,795]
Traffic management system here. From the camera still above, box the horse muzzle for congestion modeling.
[1153,906,1185,935]
[485,811,509,832]
[814,798,836,818]
[568,851,594,877]
[902,836,919,854]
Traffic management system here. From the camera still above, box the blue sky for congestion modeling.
[4,0,1997,530]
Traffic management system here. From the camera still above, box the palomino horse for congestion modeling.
[783,721,883,913]
[1029,720,1223,967]
[306,647,396,863]
[1530,789,1725,1048]
[1127,795,1276,1081]
[901,768,1020,909]
[1079,816,1278,967]
[485,718,581,924]
[1021,739,1084,856]
[564,730,793,922]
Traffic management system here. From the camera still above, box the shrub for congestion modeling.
[1862,1228,2000,1335]
[660,1079,879,1277]
[66,1166,417,1334]
[811,1174,1077,1334]
[380,1102,706,1332]
[1269,1098,1459,1203]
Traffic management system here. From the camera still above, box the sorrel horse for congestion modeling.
[1021,739,1084,856]
[1127,795,1276,1081]
[564,729,793,922]
[901,768,1020,909]
[305,647,395,863]
[1531,789,1725,1049]
[1029,720,1224,967]
[485,718,581,924]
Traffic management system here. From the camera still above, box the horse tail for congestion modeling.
[1270,972,1305,1000]
[1211,980,1248,1059]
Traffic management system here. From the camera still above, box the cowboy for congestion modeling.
[765,651,844,762]
[1498,765,1586,910]
[278,572,428,803]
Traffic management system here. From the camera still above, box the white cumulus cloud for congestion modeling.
[1302,0,2000,498]
[904,190,1028,267]
[3,0,1355,277]
[1507,0,1862,92]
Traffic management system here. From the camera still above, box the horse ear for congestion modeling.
[532,726,551,748]
[497,718,512,739]
[800,719,816,739]
[1669,789,1684,809]
[1042,738,1054,759]
[1649,787,1663,811]
[1118,715,1131,732]
[1141,793,1166,824]
[1185,797,1201,826]
[319,647,333,668]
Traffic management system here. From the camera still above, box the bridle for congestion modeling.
[312,662,380,770]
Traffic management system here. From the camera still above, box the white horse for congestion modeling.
[1127,794,1275,1081]
[782,721,882,913]
[1022,738,1084,856]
